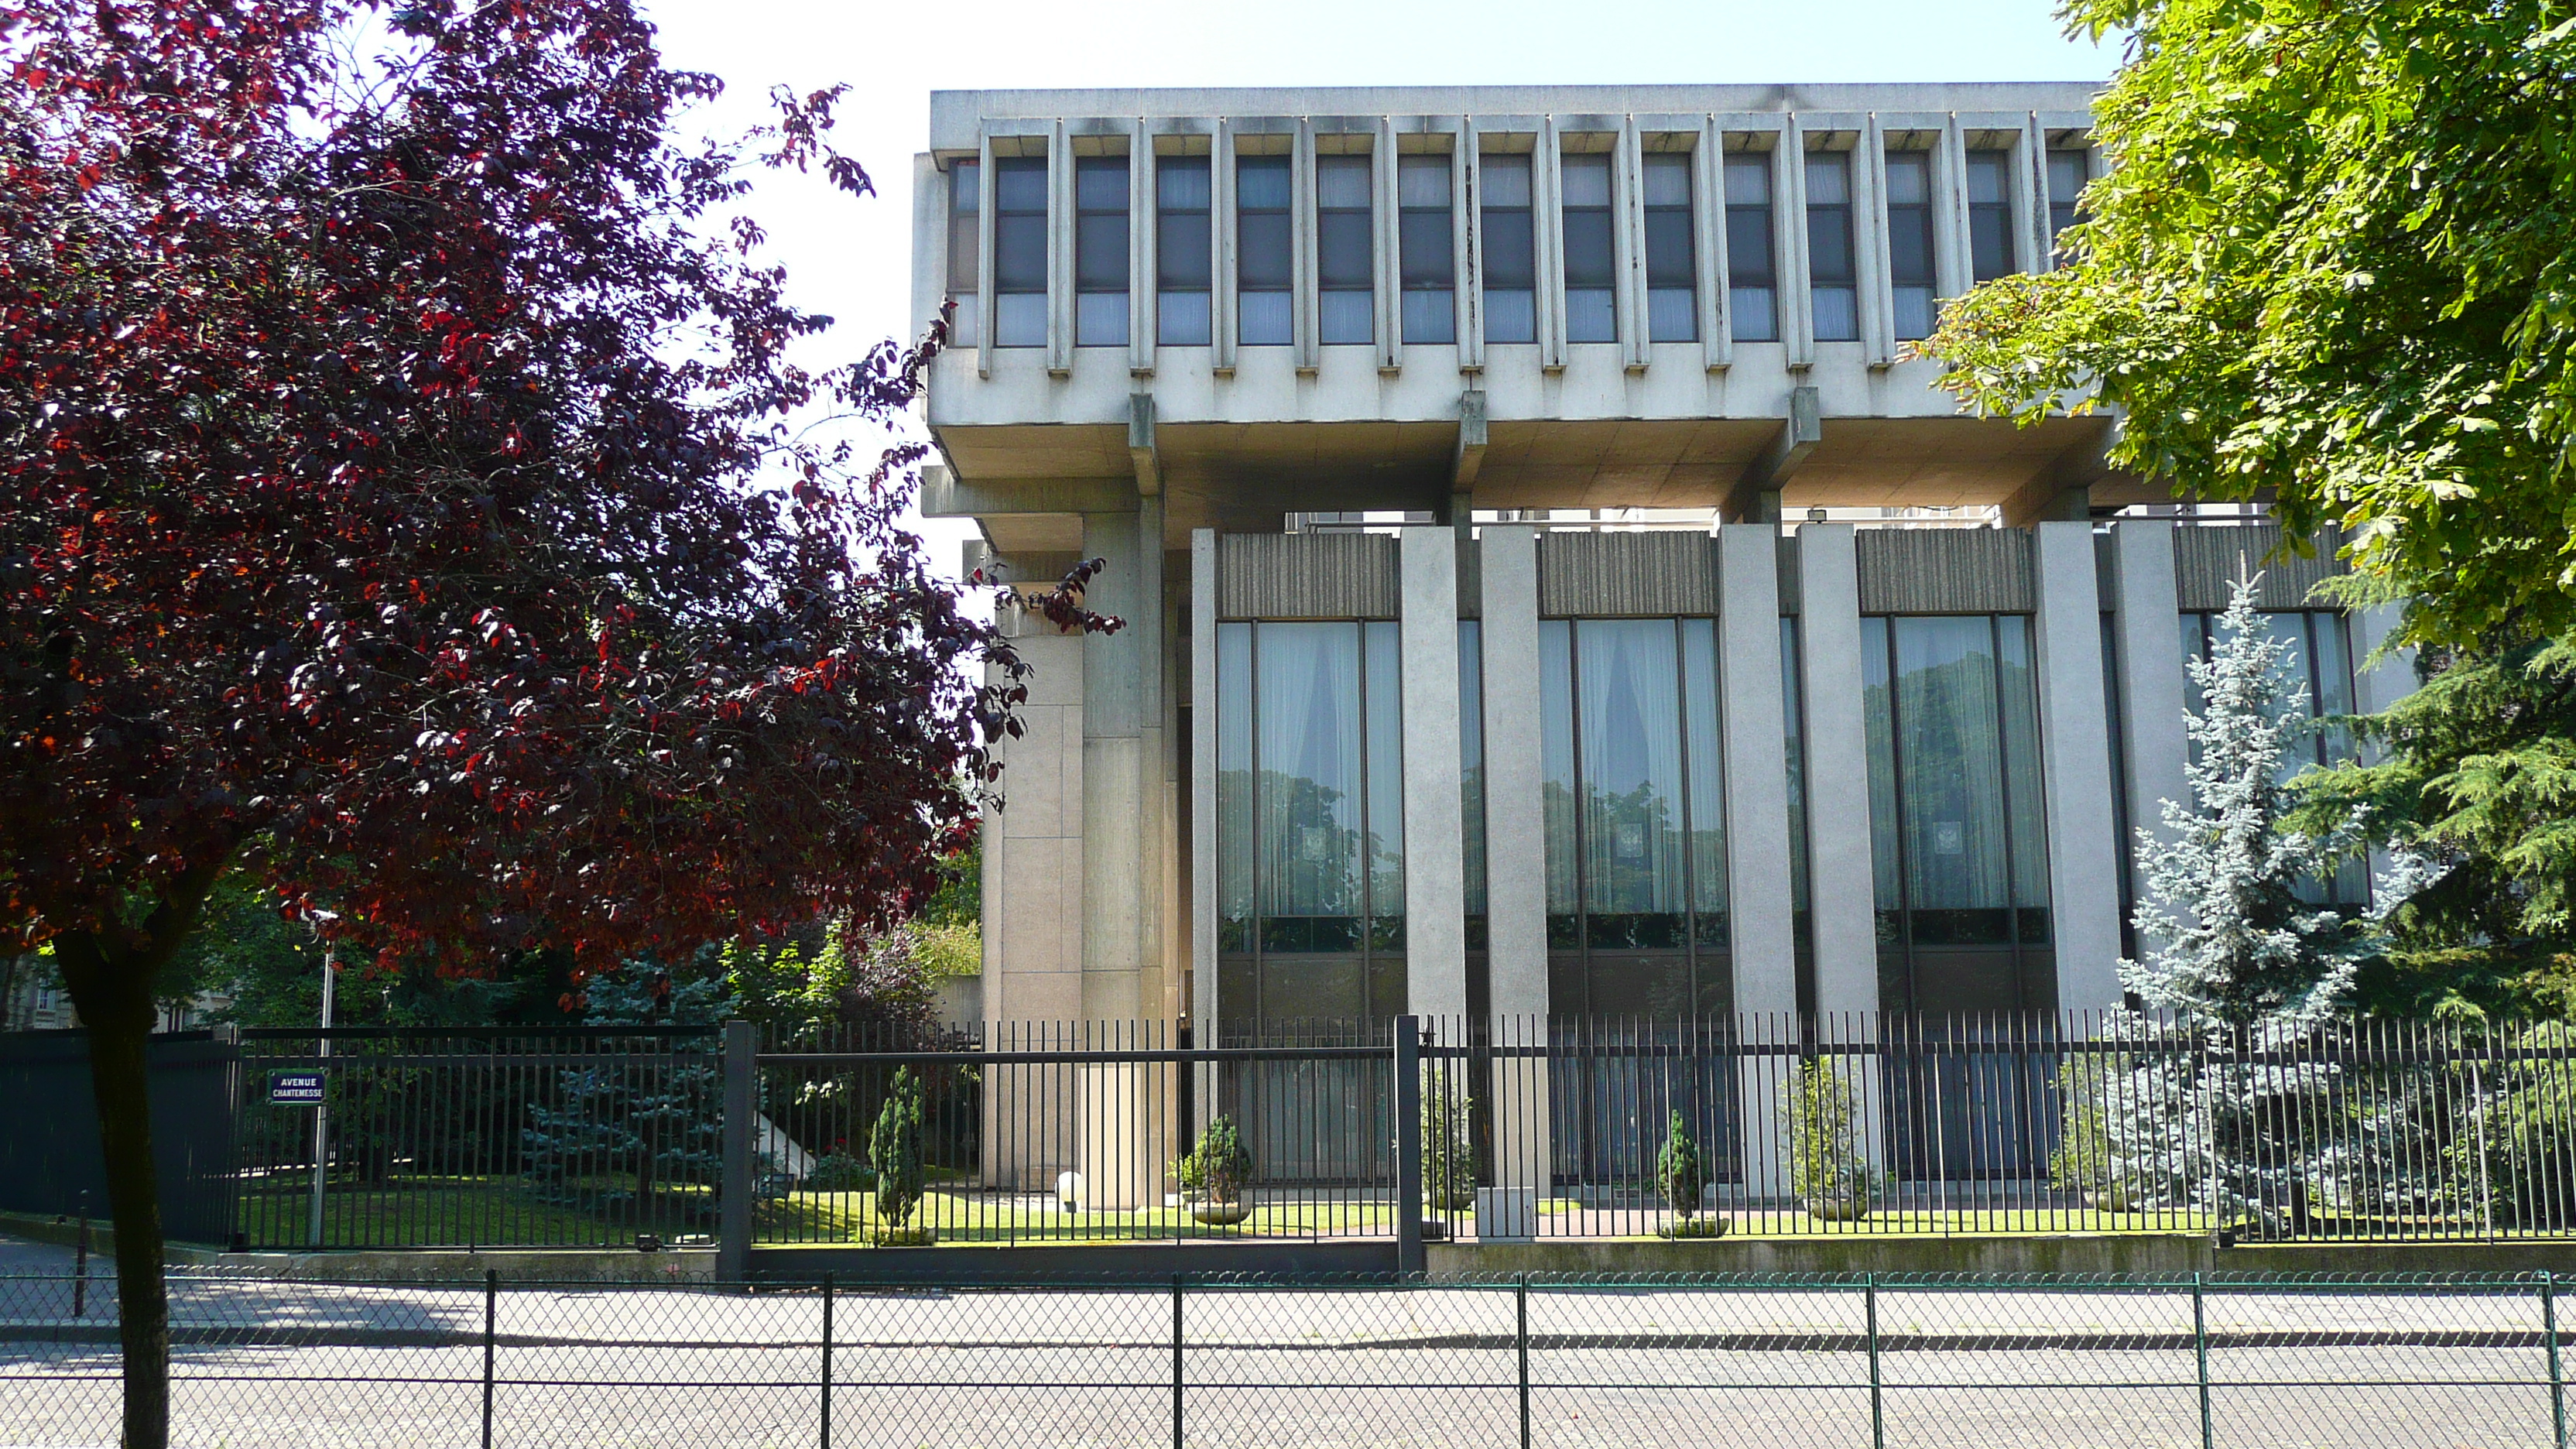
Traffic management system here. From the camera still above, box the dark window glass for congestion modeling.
[1967,151,2012,283]
[1317,154,1372,346]
[2047,149,2087,257]
[1074,156,1129,348]
[1238,155,1291,346]
[1724,153,1776,342]
[1398,154,1455,344]
[1886,150,1935,342]
[1806,152,1857,341]
[1643,152,1696,343]
[992,156,1046,348]
[1156,156,1211,346]
[946,159,980,347]
[1480,153,1536,344]
[1561,152,1615,343]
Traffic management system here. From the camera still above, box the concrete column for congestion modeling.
[1934,115,1970,301]
[1797,523,1879,1017]
[1615,116,1646,372]
[1478,526,1548,1022]
[1079,505,1156,1208]
[1293,118,1318,374]
[1536,118,1566,372]
[2018,113,2050,274]
[1373,116,1400,372]
[1046,120,1073,375]
[1858,113,1894,368]
[979,605,1084,1190]
[1398,528,1468,1022]
[1780,119,1814,369]
[974,131,997,379]
[1719,525,1797,1016]
[2033,521,2125,1010]
[1478,525,1550,1214]
[1129,122,1156,377]
[2111,522,2188,956]
[1214,120,1238,372]
[1190,530,1218,1034]
[1697,116,1730,372]
[1457,124,1484,372]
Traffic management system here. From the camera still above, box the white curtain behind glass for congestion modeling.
[1577,619,1687,916]
[1255,623,1363,921]
[1893,616,2012,912]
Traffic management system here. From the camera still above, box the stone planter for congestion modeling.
[1657,1214,1730,1240]
[1191,1200,1251,1226]
[868,1225,937,1247]
[1804,1197,1869,1222]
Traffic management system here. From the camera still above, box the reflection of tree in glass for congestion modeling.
[1223,768,1382,923]
[1584,779,1684,914]
[1893,651,2013,906]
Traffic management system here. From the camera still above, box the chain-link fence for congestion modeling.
[5,1269,2567,1447]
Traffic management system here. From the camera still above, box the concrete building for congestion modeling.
[912,85,2413,1197]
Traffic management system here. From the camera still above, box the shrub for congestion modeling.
[1177,1115,1253,1204]
[867,1067,927,1228]
[1785,1057,1877,1213]
[2049,1053,2138,1211]
[803,1147,874,1194]
[1423,1064,1477,1214]
[1658,1110,1708,1219]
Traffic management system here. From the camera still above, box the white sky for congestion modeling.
[640,0,2123,587]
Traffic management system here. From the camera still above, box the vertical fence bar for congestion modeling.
[481,1269,497,1449]
[1519,1275,1532,1449]
[2547,1271,2564,1449]
[820,1273,835,1449]
[1171,1275,1185,1449]
[1396,1017,1425,1276]
[718,1019,755,1280]
[1865,1273,1883,1449]
[2194,1272,2211,1449]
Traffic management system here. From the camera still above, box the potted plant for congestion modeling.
[1176,1116,1253,1226]
[1786,1057,1878,1221]
[1656,1110,1725,1238]
[865,1067,935,1245]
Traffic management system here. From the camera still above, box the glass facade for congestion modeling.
[991,156,1047,347]
[1237,155,1293,346]
[1560,152,1616,343]
[1723,153,1777,342]
[1885,150,1936,342]
[945,159,979,347]
[1156,156,1213,346]
[1480,153,1537,344]
[1398,154,1457,344]
[1862,615,2055,1012]
[2181,608,2365,905]
[1317,154,1373,345]
[1643,152,1697,343]
[1805,152,1858,342]
[1540,618,1731,1016]
[1216,621,1406,1026]
[1074,156,1129,348]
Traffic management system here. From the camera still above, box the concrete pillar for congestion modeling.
[1797,523,1879,1018]
[1479,525,1549,1023]
[1719,525,1797,1202]
[2111,521,2188,962]
[1190,530,1218,1035]
[2032,521,2125,1010]
[1079,505,1156,1208]
[1398,528,1468,1022]
[978,609,1084,1190]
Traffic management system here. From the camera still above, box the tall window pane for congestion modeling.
[992,156,1047,348]
[1255,623,1362,948]
[1156,156,1212,346]
[1893,616,2014,945]
[1075,156,1129,348]
[1806,151,1857,342]
[1218,623,1254,952]
[1480,153,1536,344]
[1885,150,1936,341]
[1540,620,1577,944]
[1577,620,1687,947]
[947,159,980,347]
[1363,621,1405,954]
[1996,616,2050,941]
[1643,152,1697,343]
[1316,155,1374,346]
[2047,149,2087,259]
[1682,618,1728,947]
[1725,153,1778,342]
[1399,154,1455,344]
[1560,152,1615,343]
[1862,617,1903,948]
[1460,621,1487,945]
[1966,150,2012,283]
[1238,155,1292,347]
[1782,617,1813,977]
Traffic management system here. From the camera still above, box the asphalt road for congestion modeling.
[0,1235,2550,1447]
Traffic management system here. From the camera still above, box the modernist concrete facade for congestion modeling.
[913,85,2415,1190]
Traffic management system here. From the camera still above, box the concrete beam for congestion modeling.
[2000,416,2117,527]
[1452,389,1488,488]
[921,467,1138,518]
[1129,394,1161,496]
[1724,385,1820,523]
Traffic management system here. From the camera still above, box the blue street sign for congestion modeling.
[269,1070,325,1106]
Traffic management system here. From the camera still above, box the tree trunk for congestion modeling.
[57,942,170,1449]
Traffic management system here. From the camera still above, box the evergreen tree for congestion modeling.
[520,970,732,1217]
[867,1067,927,1234]
[2106,577,2404,1236]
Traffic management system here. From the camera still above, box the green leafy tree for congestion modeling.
[1176,1115,1253,1206]
[1657,1110,1708,1221]
[1921,0,2576,653]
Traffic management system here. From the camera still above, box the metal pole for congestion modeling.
[71,1190,89,1320]
[820,1273,835,1449]
[1518,1275,1531,1449]
[2547,1271,2565,1449]
[1394,1016,1425,1277]
[717,1019,755,1282]
[311,946,336,1248]
[481,1269,497,1449]
[1865,1274,1883,1449]
[2194,1272,2211,1449]
[1171,1275,1185,1449]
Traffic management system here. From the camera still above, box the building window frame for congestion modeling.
[991,154,1047,348]
[1723,150,1778,344]
[1805,149,1858,344]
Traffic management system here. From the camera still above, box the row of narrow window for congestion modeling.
[948,147,2089,351]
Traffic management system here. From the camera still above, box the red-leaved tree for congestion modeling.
[0,2,1105,1441]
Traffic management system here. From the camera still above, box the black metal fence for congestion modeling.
[0,1029,235,1244]
[8,1012,2574,1252]
[6,1269,2570,1447]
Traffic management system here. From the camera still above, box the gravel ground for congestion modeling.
[0,1236,2553,1447]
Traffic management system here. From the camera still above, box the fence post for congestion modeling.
[1518,1275,1531,1449]
[2193,1272,2211,1449]
[1171,1274,1185,1449]
[1394,1016,1425,1277]
[71,1191,89,1320]
[481,1269,497,1449]
[2547,1271,2564,1449]
[1865,1274,1882,1449]
[718,1019,755,1282]
[819,1273,834,1449]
